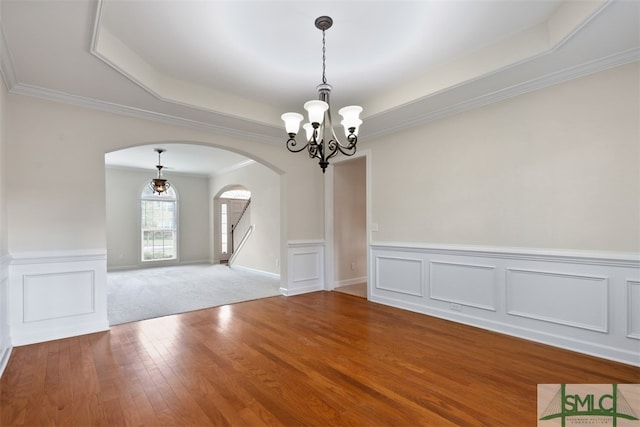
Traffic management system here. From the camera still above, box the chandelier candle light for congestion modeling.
[150,148,171,195]
[281,16,363,173]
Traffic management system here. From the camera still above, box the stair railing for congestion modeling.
[231,198,251,254]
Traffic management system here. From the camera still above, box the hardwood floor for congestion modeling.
[1,291,638,426]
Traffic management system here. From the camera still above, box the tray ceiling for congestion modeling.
[1,0,638,174]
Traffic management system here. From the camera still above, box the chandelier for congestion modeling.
[149,148,171,195]
[281,16,363,173]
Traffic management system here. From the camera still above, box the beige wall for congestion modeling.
[367,63,639,253]
[0,68,9,369]
[4,63,638,267]
[211,162,281,275]
[0,76,6,257]
[5,95,324,256]
[105,167,211,269]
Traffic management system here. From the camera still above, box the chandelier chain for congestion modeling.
[321,29,327,84]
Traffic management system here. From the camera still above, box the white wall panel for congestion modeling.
[293,252,321,282]
[375,256,423,296]
[9,250,109,345]
[370,243,640,366]
[23,271,95,322]
[430,261,496,311]
[628,280,640,339]
[285,241,324,296]
[506,269,608,332]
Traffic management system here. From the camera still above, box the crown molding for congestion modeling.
[90,0,280,135]
[365,48,640,140]
[1,9,282,144]
[7,82,282,145]
[4,48,638,147]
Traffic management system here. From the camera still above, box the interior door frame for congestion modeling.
[324,149,371,296]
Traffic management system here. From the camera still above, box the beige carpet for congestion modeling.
[107,264,281,325]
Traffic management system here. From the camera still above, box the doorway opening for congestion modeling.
[214,186,251,265]
[330,156,368,299]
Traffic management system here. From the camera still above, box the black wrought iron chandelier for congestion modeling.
[149,148,171,195]
[281,16,363,173]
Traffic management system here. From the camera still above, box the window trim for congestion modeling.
[139,183,179,264]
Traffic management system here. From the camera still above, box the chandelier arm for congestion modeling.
[324,139,339,162]
[333,136,358,156]
[322,110,357,163]
[286,135,311,153]
[328,118,349,149]
[306,125,324,161]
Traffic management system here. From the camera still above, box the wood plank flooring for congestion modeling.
[1,291,638,426]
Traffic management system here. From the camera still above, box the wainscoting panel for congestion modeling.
[370,243,640,366]
[506,269,608,332]
[284,241,324,296]
[292,252,321,282]
[23,271,95,323]
[375,256,424,296]
[628,280,640,339]
[430,261,497,311]
[9,250,109,345]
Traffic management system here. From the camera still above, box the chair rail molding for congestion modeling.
[369,242,640,366]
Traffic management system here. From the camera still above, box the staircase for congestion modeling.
[228,199,252,266]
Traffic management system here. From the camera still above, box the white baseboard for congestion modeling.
[280,283,323,296]
[334,276,367,288]
[107,263,140,272]
[11,320,110,346]
[0,346,11,378]
[0,254,12,378]
[370,243,640,366]
[231,264,280,280]
[107,258,212,272]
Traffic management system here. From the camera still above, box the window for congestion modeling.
[220,189,251,200]
[141,185,177,262]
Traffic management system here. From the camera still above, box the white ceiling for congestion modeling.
[1,0,638,176]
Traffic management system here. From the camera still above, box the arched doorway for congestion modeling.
[104,142,284,325]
